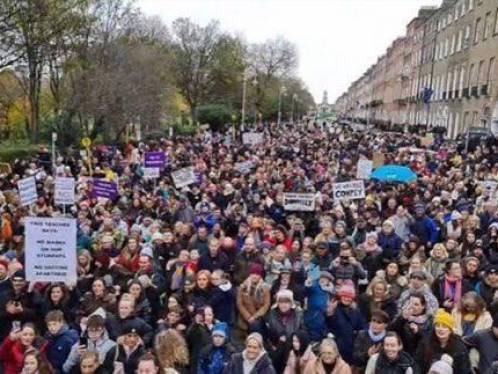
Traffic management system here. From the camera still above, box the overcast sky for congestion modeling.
[137,0,442,104]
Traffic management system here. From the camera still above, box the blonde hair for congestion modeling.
[431,243,448,258]
[155,329,189,369]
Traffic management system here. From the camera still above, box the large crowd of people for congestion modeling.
[0,122,498,374]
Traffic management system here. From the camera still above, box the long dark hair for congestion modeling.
[422,328,459,363]
[23,349,54,374]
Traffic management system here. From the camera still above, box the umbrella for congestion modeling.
[371,164,417,184]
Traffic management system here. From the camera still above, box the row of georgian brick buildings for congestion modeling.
[334,0,498,138]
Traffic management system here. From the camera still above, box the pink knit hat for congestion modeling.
[337,282,356,299]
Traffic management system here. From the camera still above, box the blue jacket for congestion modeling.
[377,232,403,259]
[304,281,333,341]
[326,304,366,364]
[198,342,236,374]
[409,216,438,245]
[45,327,79,372]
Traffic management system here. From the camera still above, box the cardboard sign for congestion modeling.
[420,137,434,147]
[372,153,385,168]
[283,193,316,211]
[242,132,264,146]
[18,176,38,206]
[171,167,197,188]
[143,167,160,179]
[144,152,166,168]
[92,179,118,200]
[25,217,77,283]
[54,177,75,205]
[332,180,366,201]
[479,180,498,197]
[356,159,373,179]
[234,161,255,175]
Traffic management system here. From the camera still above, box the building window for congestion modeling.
[453,67,459,93]
[464,112,470,128]
[445,38,449,57]
[460,66,466,92]
[468,63,475,88]
[469,0,474,11]
[457,30,463,51]
[478,60,485,88]
[451,34,456,54]
[472,111,478,126]
[464,25,471,48]
[455,4,459,19]
[494,7,498,34]
[488,57,496,92]
[462,1,466,14]
[454,113,460,138]
[474,17,481,43]
[484,12,491,40]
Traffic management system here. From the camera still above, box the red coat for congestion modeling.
[0,336,46,374]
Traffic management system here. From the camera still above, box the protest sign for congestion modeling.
[479,180,498,198]
[143,167,160,179]
[171,167,197,188]
[92,179,118,200]
[18,176,37,206]
[242,132,264,146]
[54,177,75,205]
[283,193,315,211]
[144,152,166,168]
[420,136,434,147]
[25,217,77,283]
[234,161,255,175]
[356,159,373,179]
[332,180,366,201]
[372,153,385,168]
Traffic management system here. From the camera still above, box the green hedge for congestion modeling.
[0,142,44,163]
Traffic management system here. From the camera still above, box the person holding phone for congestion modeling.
[0,323,45,374]
[63,315,116,373]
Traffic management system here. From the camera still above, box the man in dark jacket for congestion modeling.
[105,298,153,347]
[198,322,236,374]
[45,310,79,373]
[0,270,37,341]
[233,237,265,285]
[409,204,438,247]
[198,238,230,272]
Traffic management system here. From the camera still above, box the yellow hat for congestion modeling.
[434,309,455,332]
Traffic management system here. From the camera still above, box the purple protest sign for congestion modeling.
[144,152,166,168]
[92,179,118,200]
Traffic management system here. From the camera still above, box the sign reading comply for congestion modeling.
[332,180,366,201]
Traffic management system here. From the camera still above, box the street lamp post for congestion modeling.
[277,86,286,126]
[241,73,248,130]
[291,93,298,124]
[241,70,257,130]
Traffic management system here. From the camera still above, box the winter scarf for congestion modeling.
[443,275,462,304]
[368,328,386,343]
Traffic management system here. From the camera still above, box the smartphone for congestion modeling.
[79,336,88,347]
[12,321,21,332]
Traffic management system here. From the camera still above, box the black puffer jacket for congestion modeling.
[370,351,418,374]
[223,352,276,374]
